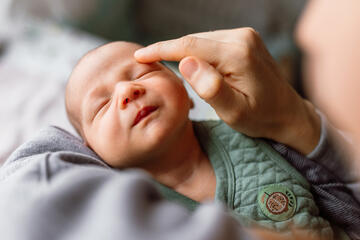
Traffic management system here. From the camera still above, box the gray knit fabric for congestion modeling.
[1,124,359,240]
[269,141,360,240]
[0,126,253,240]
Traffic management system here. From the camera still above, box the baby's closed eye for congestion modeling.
[134,70,151,80]
[133,64,162,80]
[93,98,111,120]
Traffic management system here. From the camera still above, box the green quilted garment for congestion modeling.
[156,121,349,240]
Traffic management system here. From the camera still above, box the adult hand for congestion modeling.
[134,28,321,155]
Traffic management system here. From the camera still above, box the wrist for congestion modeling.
[277,99,321,155]
[306,109,328,158]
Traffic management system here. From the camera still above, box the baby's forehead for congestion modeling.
[90,42,142,61]
[75,42,142,84]
[83,42,141,71]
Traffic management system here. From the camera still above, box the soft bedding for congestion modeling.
[0,19,105,164]
[0,125,248,240]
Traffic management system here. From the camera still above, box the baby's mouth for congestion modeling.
[132,106,158,127]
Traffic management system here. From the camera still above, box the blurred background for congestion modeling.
[0,0,306,164]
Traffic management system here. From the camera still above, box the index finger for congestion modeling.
[189,27,260,44]
[134,36,227,64]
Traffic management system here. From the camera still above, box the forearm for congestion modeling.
[274,99,322,156]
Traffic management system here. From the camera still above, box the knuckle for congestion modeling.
[242,28,261,48]
[227,45,245,60]
[242,46,255,65]
[240,44,253,60]
[222,45,255,73]
[153,41,165,51]
[233,45,254,66]
[243,27,259,40]
[152,41,166,55]
[180,36,198,53]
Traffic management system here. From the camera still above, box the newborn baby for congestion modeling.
[66,41,215,201]
[65,41,335,238]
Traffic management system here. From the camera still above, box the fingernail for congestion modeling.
[181,58,198,79]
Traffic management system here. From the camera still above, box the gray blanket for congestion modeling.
[0,126,251,240]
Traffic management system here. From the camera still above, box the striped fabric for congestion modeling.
[269,140,360,240]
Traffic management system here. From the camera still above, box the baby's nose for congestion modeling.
[116,83,145,109]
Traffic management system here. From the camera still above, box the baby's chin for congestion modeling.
[97,135,172,169]
[101,148,163,170]
[101,119,192,169]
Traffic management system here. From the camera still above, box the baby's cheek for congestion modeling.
[89,120,118,160]
[174,85,191,109]
[95,137,119,166]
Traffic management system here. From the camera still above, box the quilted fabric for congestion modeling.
[193,120,334,239]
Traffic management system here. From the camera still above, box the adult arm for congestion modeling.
[133,29,360,239]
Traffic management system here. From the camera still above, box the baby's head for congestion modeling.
[65,42,193,168]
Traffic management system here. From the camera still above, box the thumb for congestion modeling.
[179,56,242,119]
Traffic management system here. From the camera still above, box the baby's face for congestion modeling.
[67,42,192,168]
